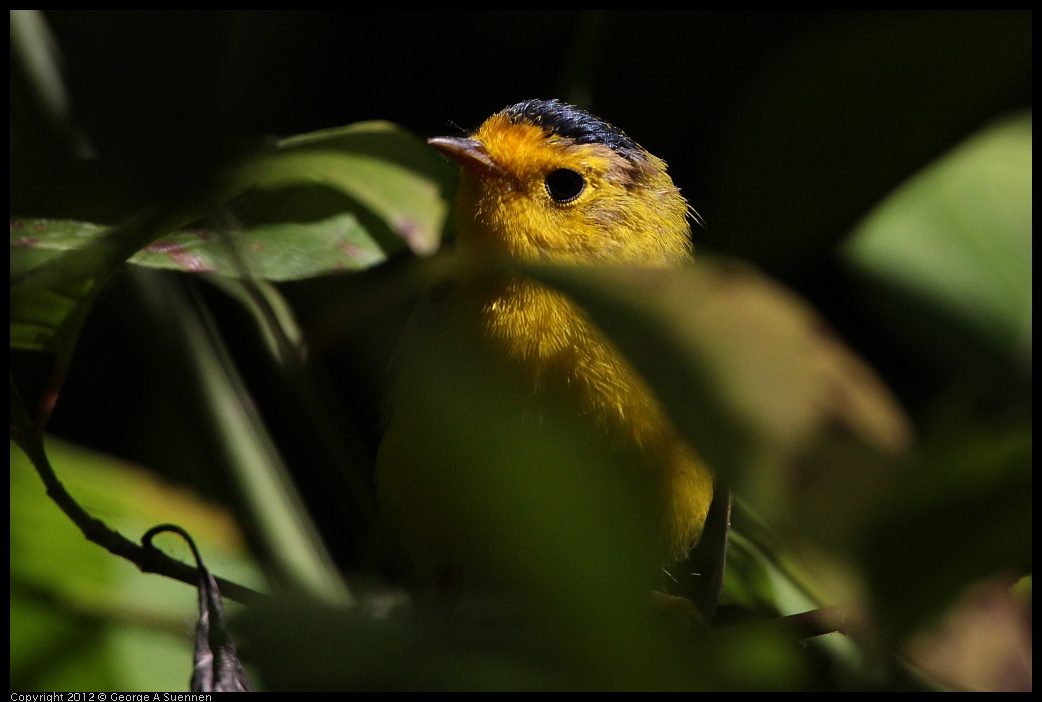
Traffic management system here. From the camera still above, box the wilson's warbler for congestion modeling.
[376,99,713,593]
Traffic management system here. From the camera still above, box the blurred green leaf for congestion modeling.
[376,297,661,602]
[10,437,263,691]
[843,112,1032,382]
[708,13,1031,272]
[371,310,701,689]
[523,260,912,553]
[235,594,812,691]
[236,601,566,691]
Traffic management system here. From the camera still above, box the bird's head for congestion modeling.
[429,99,693,265]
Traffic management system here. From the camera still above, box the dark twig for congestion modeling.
[11,380,267,606]
[772,606,857,639]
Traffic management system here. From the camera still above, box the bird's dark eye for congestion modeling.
[545,168,585,203]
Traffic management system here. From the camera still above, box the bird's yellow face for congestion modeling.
[430,100,693,266]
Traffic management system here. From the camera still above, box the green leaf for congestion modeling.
[10,122,456,287]
[843,112,1032,376]
[12,214,388,281]
[10,120,454,355]
[195,212,387,276]
[9,211,180,353]
[231,121,455,258]
[709,13,1031,272]
[522,260,912,552]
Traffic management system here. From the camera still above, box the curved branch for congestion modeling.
[11,380,268,607]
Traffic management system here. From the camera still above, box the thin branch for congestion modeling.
[772,606,858,639]
[31,349,72,434]
[11,379,268,607]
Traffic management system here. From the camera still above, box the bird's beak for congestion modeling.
[428,136,506,178]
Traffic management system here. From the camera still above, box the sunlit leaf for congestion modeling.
[231,121,455,258]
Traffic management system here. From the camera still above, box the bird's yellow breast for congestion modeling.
[377,272,713,586]
[468,275,713,555]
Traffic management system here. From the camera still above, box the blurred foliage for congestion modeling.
[10,438,263,690]
[10,10,1031,692]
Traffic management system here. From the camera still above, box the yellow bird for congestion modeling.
[375,98,713,594]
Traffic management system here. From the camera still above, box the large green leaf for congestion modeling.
[232,121,455,258]
[522,259,912,554]
[11,214,388,281]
